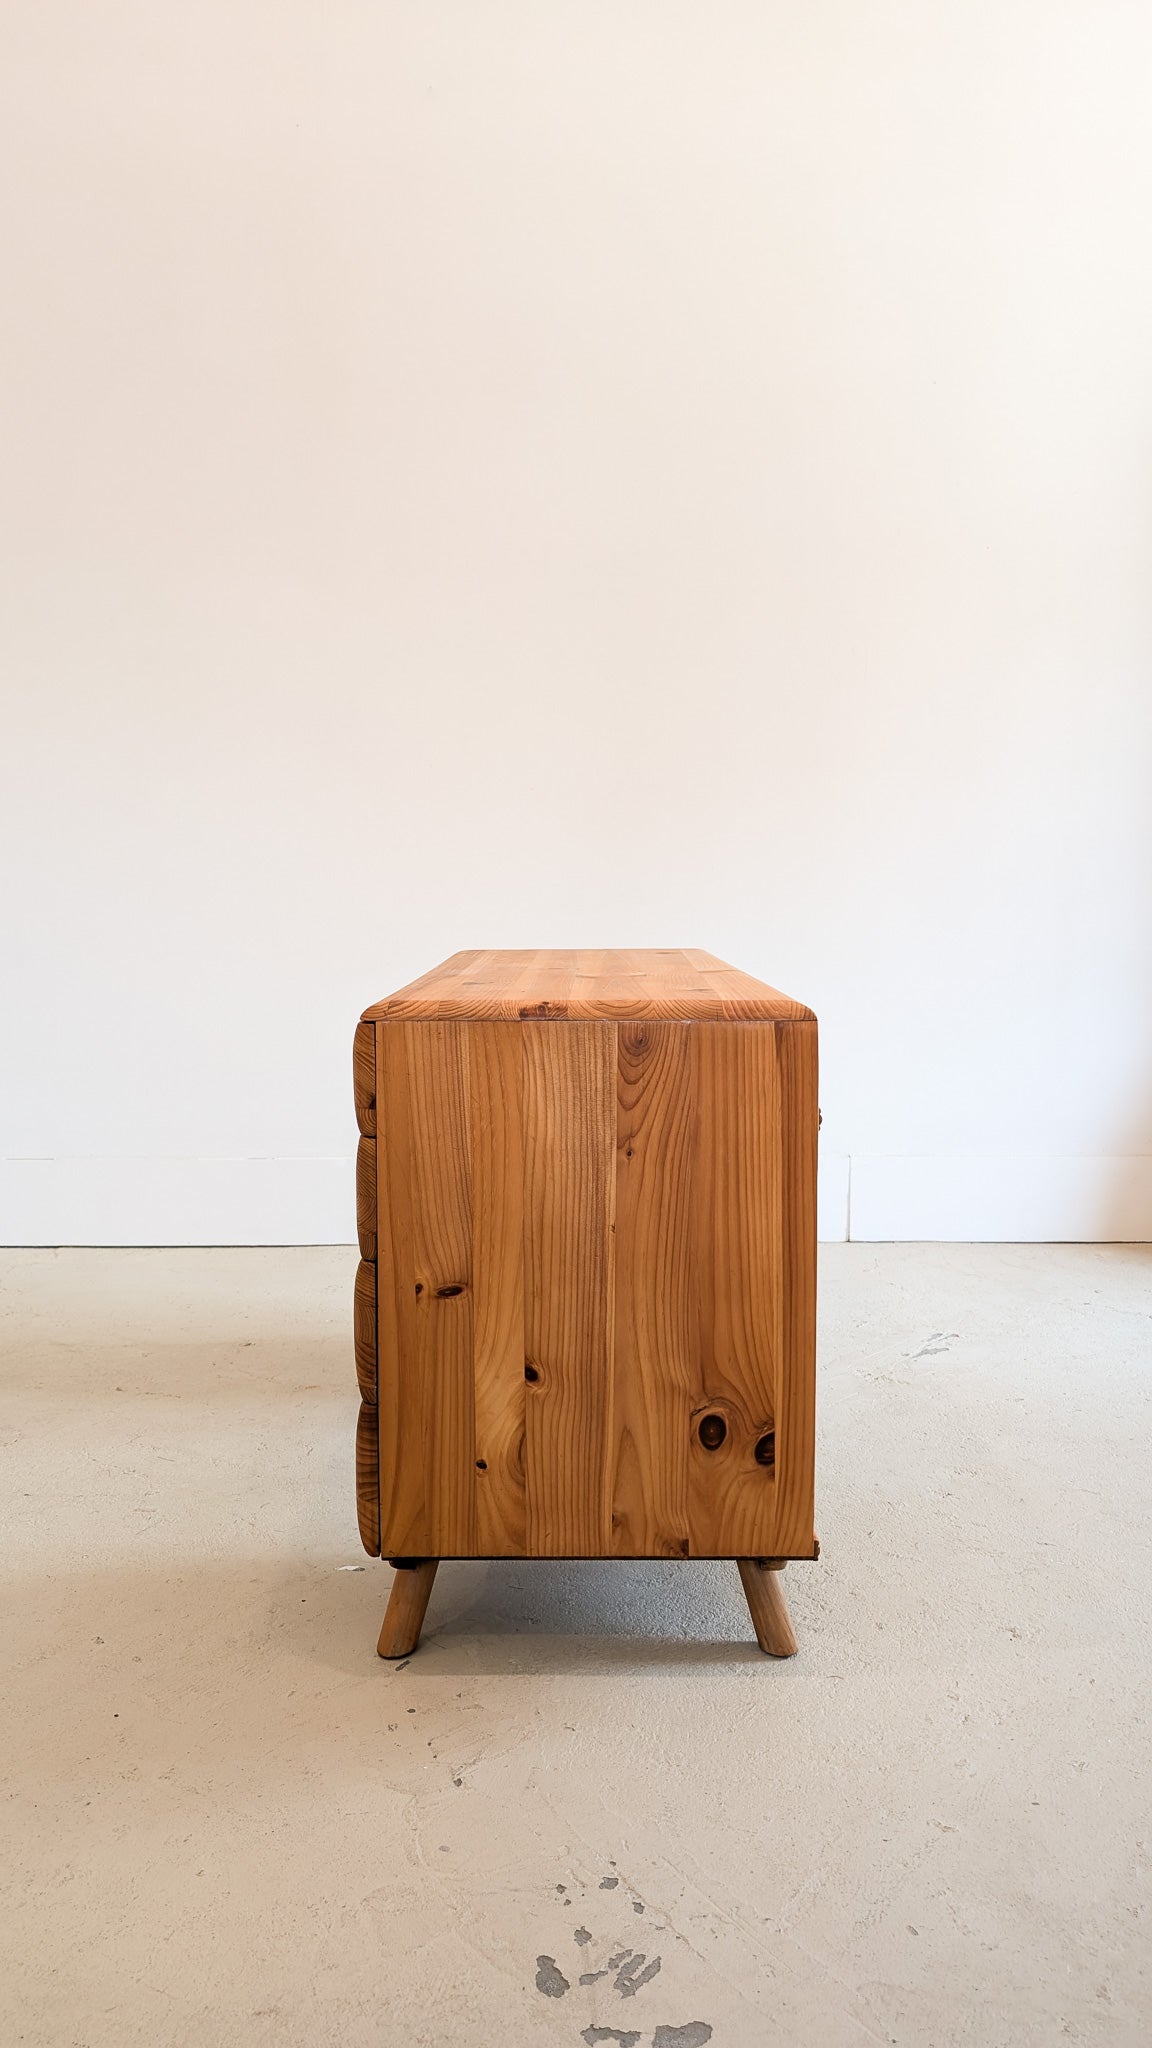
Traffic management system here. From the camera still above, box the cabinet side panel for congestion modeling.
[773,1020,818,1555]
[470,1022,527,1554]
[376,1023,429,1555]
[687,1023,783,1557]
[404,1022,475,1556]
[611,1021,695,1557]
[522,1021,616,1556]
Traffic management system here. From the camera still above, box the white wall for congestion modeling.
[3,3,1151,1245]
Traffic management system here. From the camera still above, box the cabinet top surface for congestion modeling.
[362,949,814,1023]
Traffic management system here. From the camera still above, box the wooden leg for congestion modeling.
[737,1558,799,1658]
[377,1559,439,1659]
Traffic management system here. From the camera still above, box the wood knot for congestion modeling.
[754,1431,776,1468]
[698,1413,727,1451]
[435,1283,466,1299]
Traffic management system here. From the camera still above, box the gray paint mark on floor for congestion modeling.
[632,1899,645,1914]
[652,2026,713,2048]
[574,1926,592,1945]
[615,1952,662,1998]
[910,1331,960,1358]
[579,1969,609,1986]
[599,1875,619,1889]
[607,1949,631,1969]
[580,2028,641,2048]
[534,1955,569,1998]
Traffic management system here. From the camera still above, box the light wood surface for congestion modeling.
[612,1022,695,1557]
[774,1021,819,1554]
[353,1258,376,1404]
[352,1018,381,1556]
[352,1020,376,1135]
[522,1020,616,1554]
[375,1021,477,1558]
[365,1009,817,1562]
[687,1022,781,1558]
[376,1560,439,1658]
[363,950,814,1024]
[356,1135,376,1262]
[469,1023,528,1554]
[737,1557,799,1657]
[355,1402,380,1556]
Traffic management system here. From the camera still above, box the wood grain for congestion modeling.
[469,1023,527,1554]
[353,1014,380,1553]
[356,1134,376,1262]
[363,949,813,1024]
[611,1021,695,1557]
[737,1558,798,1657]
[772,1020,819,1557]
[687,1024,782,1558]
[522,1021,616,1555]
[377,1560,438,1658]
[405,1021,475,1557]
[353,1020,376,1135]
[360,986,817,1567]
[353,1256,377,1403]
[355,1401,380,1556]
[374,1021,429,1556]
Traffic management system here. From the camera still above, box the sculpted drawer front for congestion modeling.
[352,1024,380,1557]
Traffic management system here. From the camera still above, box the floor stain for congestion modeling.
[535,1955,570,1998]
[652,2027,713,2048]
[910,1331,960,1358]
[615,1952,661,1998]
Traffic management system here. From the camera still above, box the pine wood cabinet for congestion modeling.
[353,950,818,1658]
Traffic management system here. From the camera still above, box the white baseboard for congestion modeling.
[817,1150,851,1242]
[849,1153,1152,1242]
[0,1156,356,1247]
[2,1151,1148,1246]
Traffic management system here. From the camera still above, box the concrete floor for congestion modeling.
[2,1245,1150,2048]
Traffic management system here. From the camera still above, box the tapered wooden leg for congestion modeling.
[737,1558,799,1658]
[377,1559,439,1659]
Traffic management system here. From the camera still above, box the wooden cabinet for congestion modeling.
[353,950,818,1658]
